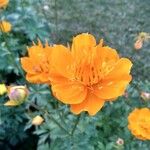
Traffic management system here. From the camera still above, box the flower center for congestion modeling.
[75,65,101,86]
[74,53,103,86]
[33,60,49,74]
[73,58,114,86]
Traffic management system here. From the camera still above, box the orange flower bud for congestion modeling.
[0,20,12,33]
[32,115,44,125]
[123,91,128,98]
[134,39,143,50]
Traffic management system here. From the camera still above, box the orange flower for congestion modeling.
[0,20,12,33]
[128,108,150,140]
[50,33,132,116]
[0,0,9,8]
[21,40,52,83]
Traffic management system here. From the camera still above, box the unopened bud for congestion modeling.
[0,84,7,95]
[32,115,44,125]
[116,138,124,145]
[141,92,150,101]
[134,39,143,50]
[4,85,28,106]
[43,5,49,11]
[138,32,150,41]
[123,91,128,98]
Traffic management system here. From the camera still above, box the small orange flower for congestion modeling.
[50,33,132,115]
[21,40,52,83]
[0,20,12,33]
[128,108,150,140]
[0,0,9,8]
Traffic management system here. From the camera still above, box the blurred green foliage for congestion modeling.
[0,0,150,149]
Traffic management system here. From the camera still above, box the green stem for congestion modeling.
[58,111,68,127]
[46,111,70,135]
[71,115,81,136]
[29,103,70,135]
[54,0,58,31]
[54,0,58,41]
[0,21,25,77]
[20,0,25,14]
[38,0,51,33]
[55,102,68,127]
[50,88,68,127]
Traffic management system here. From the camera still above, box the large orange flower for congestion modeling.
[21,40,52,83]
[128,108,150,140]
[50,33,132,116]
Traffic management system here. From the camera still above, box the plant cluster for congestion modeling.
[0,0,150,150]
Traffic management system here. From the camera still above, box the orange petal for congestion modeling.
[71,33,96,58]
[28,45,43,57]
[26,73,49,83]
[51,80,87,104]
[93,57,132,100]
[94,75,132,99]
[70,92,105,116]
[20,57,36,74]
[50,72,70,84]
[96,46,119,65]
[51,45,74,79]
[104,58,133,80]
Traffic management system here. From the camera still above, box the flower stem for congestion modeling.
[38,0,51,33]
[0,22,25,77]
[29,102,70,135]
[71,115,81,136]
[58,111,68,127]
[46,111,70,135]
[54,0,58,41]
[55,102,68,127]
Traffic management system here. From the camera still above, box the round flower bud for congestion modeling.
[32,115,44,125]
[134,39,143,50]
[0,84,7,95]
[43,5,49,11]
[8,86,28,100]
[0,20,12,33]
[141,92,150,101]
[116,138,124,145]
[4,85,28,106]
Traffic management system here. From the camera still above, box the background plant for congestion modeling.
[0,0,150,150]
